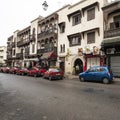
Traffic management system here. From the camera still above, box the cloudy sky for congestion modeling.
[0,0,81,46]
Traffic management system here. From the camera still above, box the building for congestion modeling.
[7,0,109,75]
[58,0,104,75]
[0,46,7,66]
[101,0,120,77]
[37,13,58,68]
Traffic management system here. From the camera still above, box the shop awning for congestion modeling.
[41,52,57,59]
[101,37,120,47]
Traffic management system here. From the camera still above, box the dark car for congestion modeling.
[79,66,113,84]
[27,67,46,77]
[16,68,29,75]
[43,68,64,80]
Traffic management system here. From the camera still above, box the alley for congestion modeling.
[0,73,120,120]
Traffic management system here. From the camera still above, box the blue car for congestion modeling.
[79,66,113,84]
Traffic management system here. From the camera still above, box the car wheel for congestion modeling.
[103,78,109,84]
[49,76,52,81]
[79,77,85,82]
[34,74,37,77]
[22,73,24,76]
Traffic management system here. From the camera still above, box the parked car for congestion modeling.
[79,66,113,84]
[43,68,64,80]
[16,68,29,75]
[0,67,4,72]
[27,67,46,77]
[9,67,20,74]
[2,67,11,73]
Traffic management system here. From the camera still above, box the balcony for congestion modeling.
[7,55,12,59]
[17,38,30,47]
[37,30,57,41]
[37,47,57,54]
[12,42,15,47]
[7,46,12,51]
[16,53,23,59]
[104,21,120,38]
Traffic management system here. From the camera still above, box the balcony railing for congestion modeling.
[104,21,120,38]
[17,38,30,47]
[16,53,23,59]
[37,29,57,40]
[37,47,57,54]
[7,55,12,59]
[104,27,120,38]
[12,42,15,47]
[7,46,12,51]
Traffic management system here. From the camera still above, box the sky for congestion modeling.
[0,0,81,46]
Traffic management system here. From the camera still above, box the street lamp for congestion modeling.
[42,1,48,11]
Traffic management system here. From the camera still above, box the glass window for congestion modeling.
[72,14,81,26]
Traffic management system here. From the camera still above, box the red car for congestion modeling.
[16,68,29,75]
[43,68,64,80]
[27,67,46,77]
[2,67,11,73]
[9,67,20,74]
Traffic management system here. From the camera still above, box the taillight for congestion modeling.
[108,71,110,76]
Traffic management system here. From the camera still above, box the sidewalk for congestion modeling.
[65,74,79,80]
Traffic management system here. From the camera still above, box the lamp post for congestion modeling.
[42,1,48,11]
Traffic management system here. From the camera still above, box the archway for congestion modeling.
[74,58,83,75]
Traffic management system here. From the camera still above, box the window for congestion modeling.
[72,14,81,26]
[60,24,65,33]
[87,8,95,21]
[32,44,35,53]
[0,56,3,59]
[13,49,15,56]
[60,44,65,53]
[69,35,81,47]
[87,32,95,44]
[63,44,65,52]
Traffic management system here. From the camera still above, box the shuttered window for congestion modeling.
[87,8,95,21]
[87,32,95,44]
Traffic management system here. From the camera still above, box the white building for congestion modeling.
[0,46,7,66]
[57,0,104,74]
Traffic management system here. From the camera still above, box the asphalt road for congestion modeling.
[0,73,120,120]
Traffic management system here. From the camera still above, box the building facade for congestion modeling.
[101,0,120,77]
[57,0,104,75]
[0,46,7,66]
[7,0,118,76]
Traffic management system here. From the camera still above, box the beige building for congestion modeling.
[57,0,104,75]
[0,46,7,66]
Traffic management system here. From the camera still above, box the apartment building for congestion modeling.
[7,16,43,68]
[7,35,13,66]
[0,46,7,66]
[37,13,58,68]
[58,0,104,75]
[101,0,120,77]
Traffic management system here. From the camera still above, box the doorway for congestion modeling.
[74,59,83,75]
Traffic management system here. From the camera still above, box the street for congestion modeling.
[0,73,120,120]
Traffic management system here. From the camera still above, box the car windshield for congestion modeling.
[49,68,60,72]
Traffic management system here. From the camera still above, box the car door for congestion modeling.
[84,67,95,81]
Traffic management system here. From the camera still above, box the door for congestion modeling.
[74,59,83,75]
[111,56,120,77]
